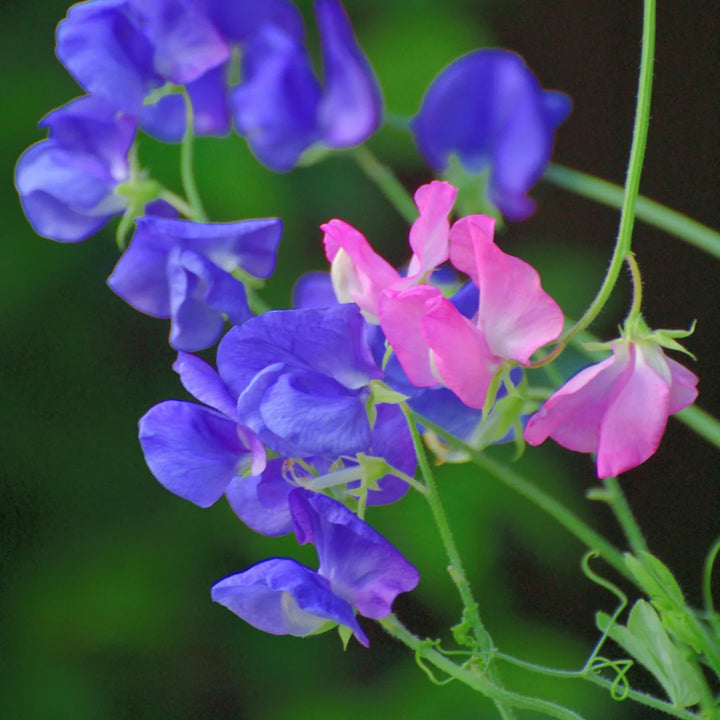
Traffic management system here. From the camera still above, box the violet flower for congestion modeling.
[524,337,699,478]
[230,0,382,170]
[107,215,282,351]
[217,304,383,458]
[15,95,135,242]
[212,488,419,645]
[412,49,571,221]
[139,352,266,508]
[55,0,231,141]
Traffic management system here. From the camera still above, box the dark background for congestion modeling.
[2,1,718,718]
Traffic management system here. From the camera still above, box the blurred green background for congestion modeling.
[2,1,719,718]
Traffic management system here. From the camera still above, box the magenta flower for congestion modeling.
[524,338,699,477]
[322,180,458,320]
[379,214,564,408]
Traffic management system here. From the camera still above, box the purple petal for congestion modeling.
[230,26,322,171]
[167,248,251,351]
[211,558,368,645]
[290,489,419,619]
[315,0,382,148]
[172,351,238,419]
[217,305,382,397]
[139,400,255,508]
[666,356,699,414]
[292,271,337,309]
[225,459,295,536]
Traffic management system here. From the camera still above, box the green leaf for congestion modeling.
[597,600,704,707]
[624,552,685,612]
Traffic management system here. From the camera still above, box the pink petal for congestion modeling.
[448,213,495,287]
[464,216,563,363]
[666,356,699,414]
[524,351,627,453]
[597,344,670,478]
[322,218,399,317]
[406,181,457,279]
[378,286,442,387]
[421,296,497,409]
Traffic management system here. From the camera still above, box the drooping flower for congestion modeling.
[211,488,419,645]
[217,304,383,458]
[107,215,282,351]
[412,49,571,221]
[139,352,266,508]
[230,0,382,170]
[15,95,135,242]
[524,336,699,478]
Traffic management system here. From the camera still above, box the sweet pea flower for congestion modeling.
[211,488,419,645]
[139,352,266,508]
[524,337,699,478]
[412,49,572,221]
[55,0,231,141]
[322,181,458,320]
[230,0,382,171]
[217,304,383,458]
[15,95,135,242]
[107,215,282,351]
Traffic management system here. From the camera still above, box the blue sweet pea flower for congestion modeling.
[412,49,572,221]
[15,95,135,243]
[139,352,266,508]
[211,488,418,645]
[107,215,282,351]
[217,304,383,457]
[229,0,382,171]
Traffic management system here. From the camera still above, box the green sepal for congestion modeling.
[297,143,332,167]
[354,452,389,494]
[337,624,353,651]
[649,320,697,360]
[443,155,502,222]
[597,600,704,707]
[369,380,410,406]
[305,620,337,638]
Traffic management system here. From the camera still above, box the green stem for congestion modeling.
[351,146,417,224]
[624,252,643,320]
[563,0,656,342]
[180,90,208,222]
[412,411,634,585]
[600,476,649,555]
[495,654,702,720]
[399,403,516,720]
[676,405,720,452]
[703,538,720,628]
[543,164,720,262]
[159,188,196,219]
[380,615,588,720]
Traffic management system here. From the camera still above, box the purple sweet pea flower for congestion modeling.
[289,489,419,619]
[412,49,571,221]
[229,0,382,171]
[217,304,383,458]
[139,352,265,508]
[107,215,282,351]
[56,0,229,114]
[211,557,369,646]
[524,338,699,478]
[225,402,415,536]
[212,488,418,645]
[15,95,135,243]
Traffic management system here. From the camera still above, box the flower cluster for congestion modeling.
[14,0,701,655]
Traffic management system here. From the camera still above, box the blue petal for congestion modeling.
[225,459,295,536]
[139,400,251,508]
[237,366,372,457]
[314,0,382,148]
[290,489,419,619]
[292,271,337,309]
[230,26,322,171]
[56,0,158,113]
[172,352,238,419]
[211,558,368,645]
[217,304,382,397]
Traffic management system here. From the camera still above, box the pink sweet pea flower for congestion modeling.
[523,338,699,478]
[322,180,457,319]
[378,214,564,408]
